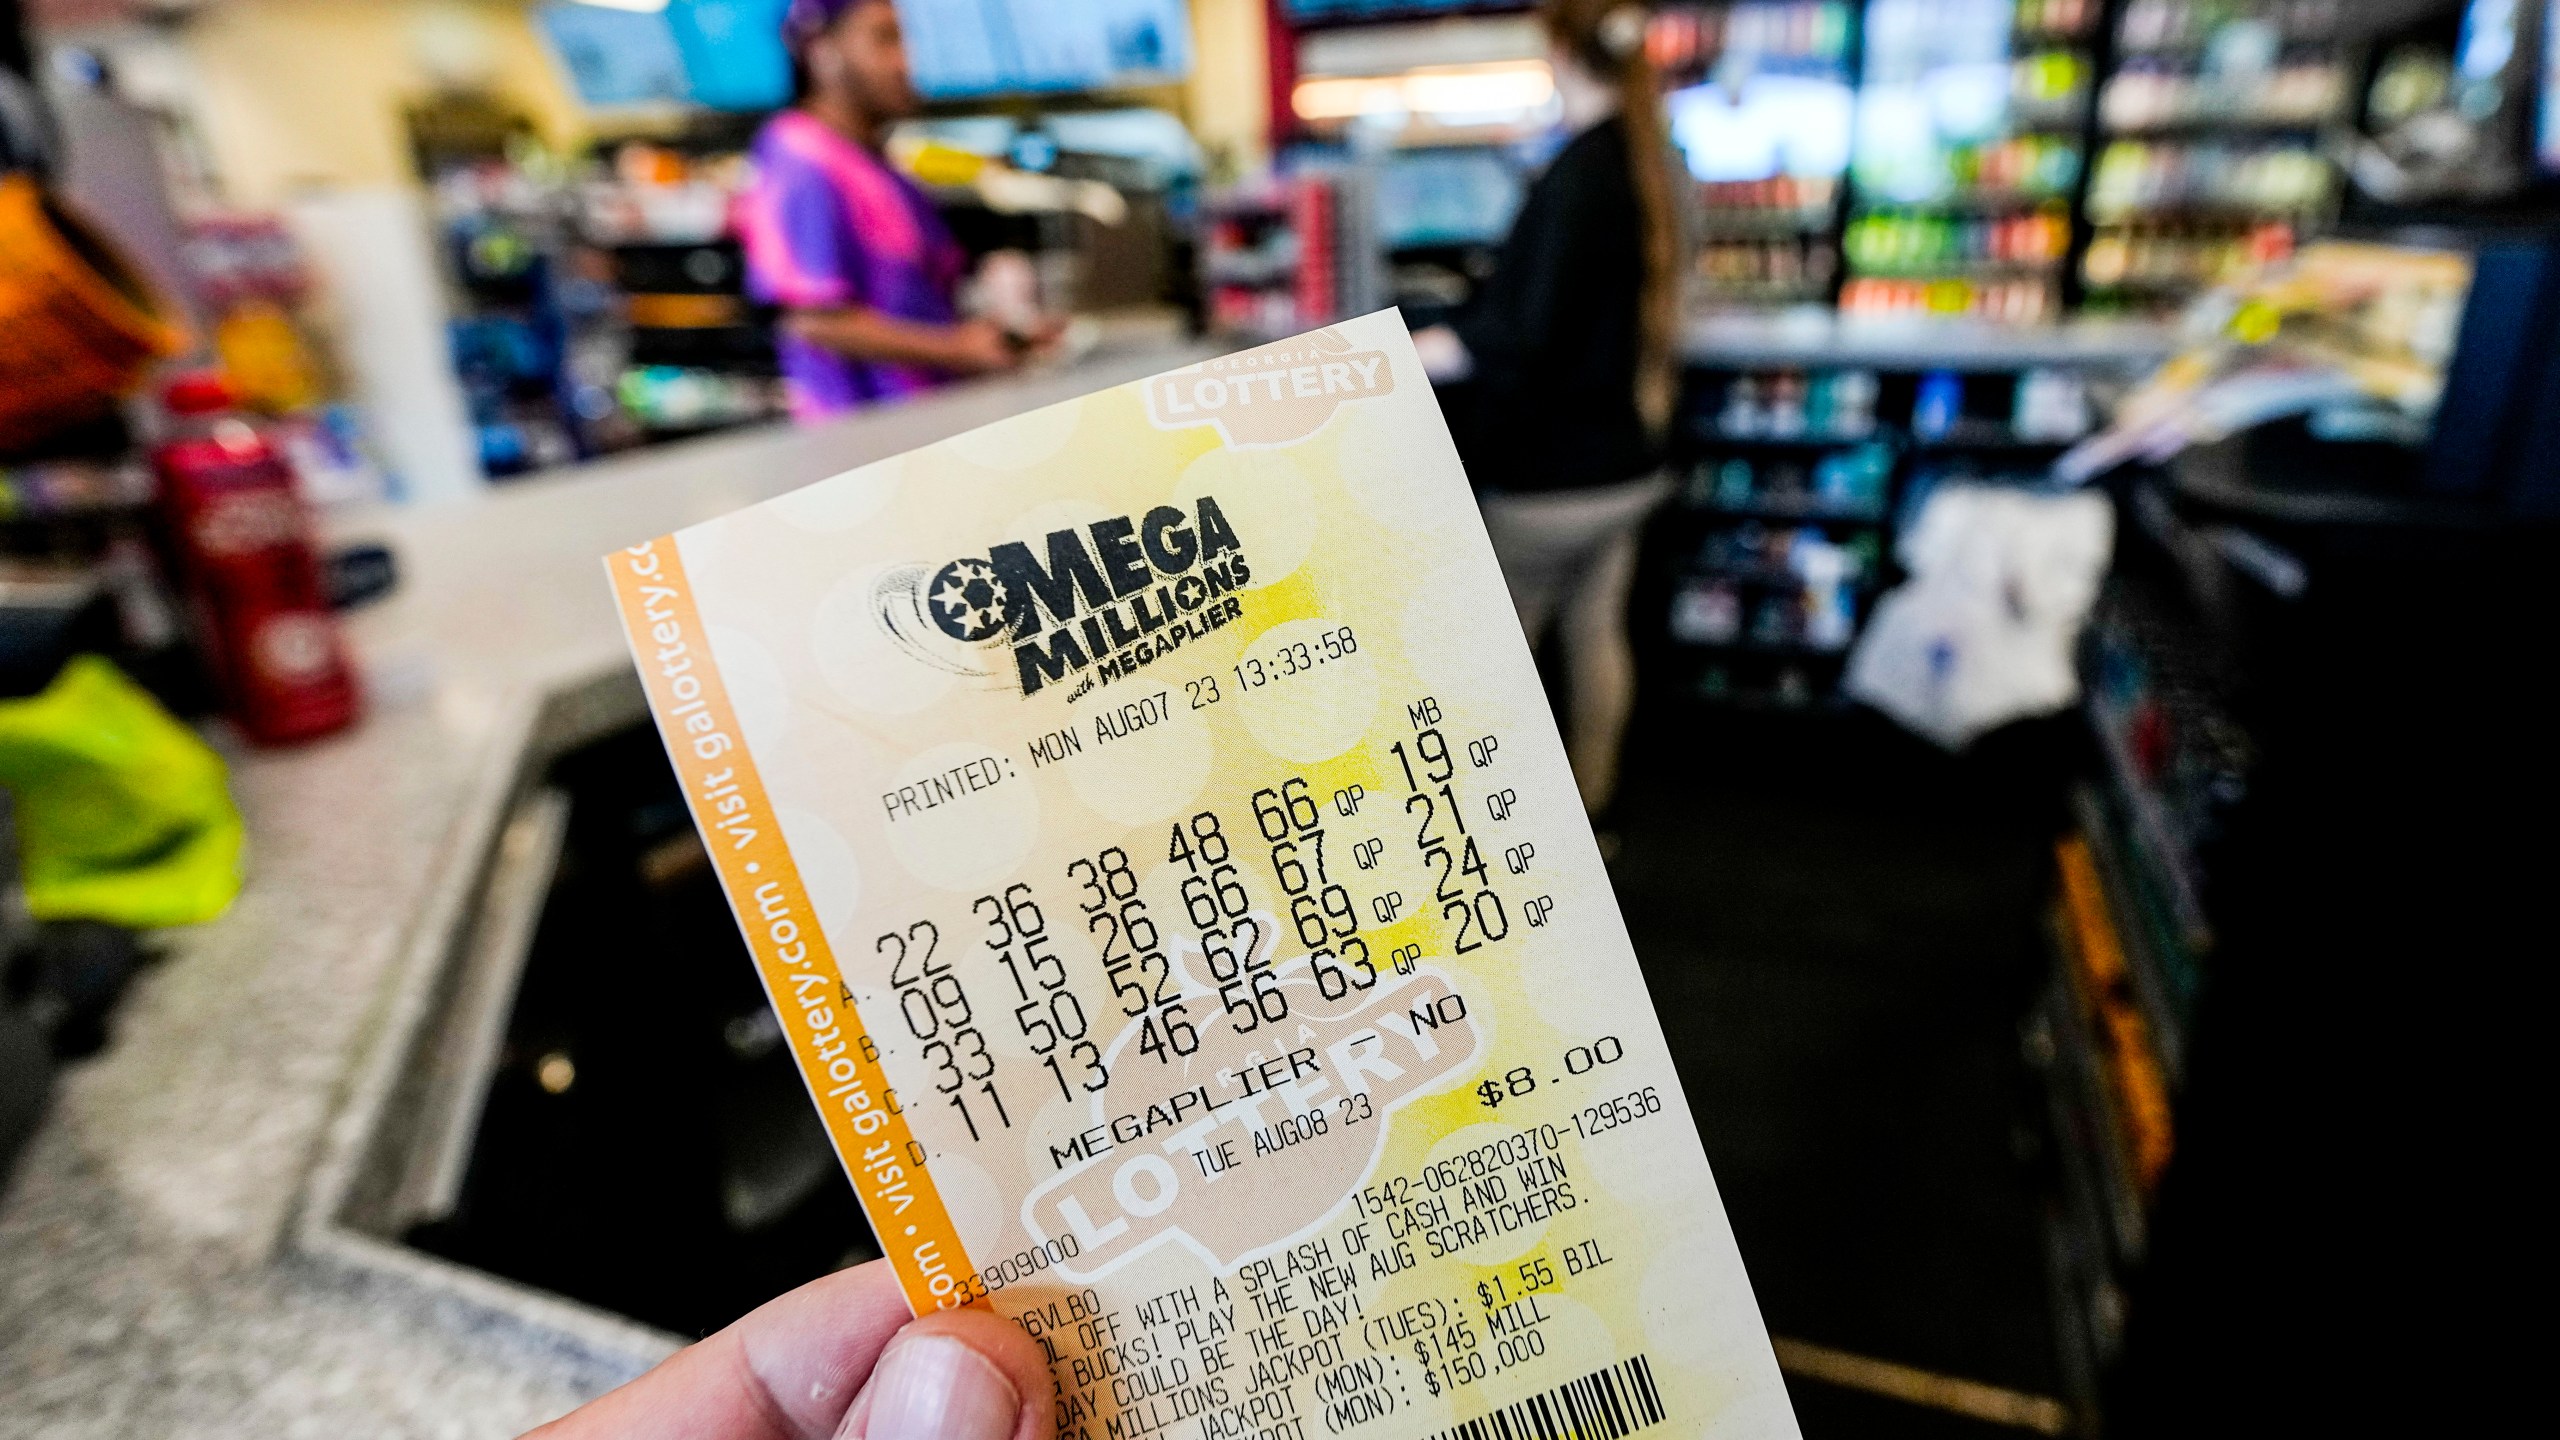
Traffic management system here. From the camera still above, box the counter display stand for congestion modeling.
[2035,548,2232,1426]
[2029,425,2544,1431]
[1642,315,2168,710]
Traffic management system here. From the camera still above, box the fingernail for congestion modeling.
[854,1335,1019,1440]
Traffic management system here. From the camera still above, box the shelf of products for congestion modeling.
[1666,368,1892,701]
[1840,0,2102,324]
[432,160,591,478]
[428,140,789,476]
[2079,572,2251,962]
[1655,1,1861,309]
[2033,530,2266,1420]
[1654,357,2105,707]
[584,143,784,444]
[2036,770,2194,1402]
[1694,175,1844,234]
[2080,0,2352,314]
[1842,203,2073,276]
[1201,169,1374,339]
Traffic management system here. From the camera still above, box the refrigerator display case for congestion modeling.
[2079,0,2352,314]
[1841,0,2102,323]
[1651,1,1862,310]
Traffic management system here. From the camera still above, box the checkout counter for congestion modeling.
[0,328,1211,1432]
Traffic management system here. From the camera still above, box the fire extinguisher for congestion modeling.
[150,372,360,745]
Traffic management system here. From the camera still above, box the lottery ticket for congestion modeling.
[606,312,1798,1440]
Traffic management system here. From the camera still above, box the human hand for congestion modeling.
[526,1261,1053,1440]
[943,318,1025,375]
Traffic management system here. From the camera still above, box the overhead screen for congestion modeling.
[902,0,1193,98]
[538,0,792,111]
[537,1,697,109]
[539,0,1191,110]
[1283,0,1531,20]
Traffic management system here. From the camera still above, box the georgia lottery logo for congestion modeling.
[882,498,1253,700]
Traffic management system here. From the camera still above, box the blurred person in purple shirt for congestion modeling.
[737,0,1023,421]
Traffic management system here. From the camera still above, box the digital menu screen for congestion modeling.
[1284,0,1532,19]
[2541,0,2560,172]
[537,1,693,109]
[900,0,1194,98]
[542,0,1192,109]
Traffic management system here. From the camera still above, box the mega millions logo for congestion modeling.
[896,499,1253,699]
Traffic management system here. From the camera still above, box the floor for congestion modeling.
[1607,702,2077,1436]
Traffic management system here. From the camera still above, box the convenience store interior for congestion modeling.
[3,0,2551,1435]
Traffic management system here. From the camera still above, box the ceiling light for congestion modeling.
[1293,62,1556,123]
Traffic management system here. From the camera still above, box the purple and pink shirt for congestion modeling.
[736,110,968,422]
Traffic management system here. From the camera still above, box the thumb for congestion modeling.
[837,1306,1054,1440]
[525,1261,1053,1440]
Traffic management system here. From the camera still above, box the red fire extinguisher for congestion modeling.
[151,372,360,745]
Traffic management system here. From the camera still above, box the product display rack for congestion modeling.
[1649,0,1863,310]
[1839,0,2106,324]
[1644,330,2140,709]
[577,136,787,445]
[2011,423,2526,1426]
[2078,0,2354,314]
[433,165,592,479]
[1200,168,1377,340]
[2032,558,2238,1422]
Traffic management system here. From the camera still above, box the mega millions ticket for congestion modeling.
[607,312,1797,1440]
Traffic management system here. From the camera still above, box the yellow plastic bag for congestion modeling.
[0,656,244,927]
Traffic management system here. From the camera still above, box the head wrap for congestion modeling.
[782,0,869,52]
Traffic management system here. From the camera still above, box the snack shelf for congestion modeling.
[2070,784,2194,1082]
[2075,0,2353,310]
[1654,343,2126,707]
[1672,634,1858,658]
[2084,690,2214,946]
[1839,0,2101,321]
[1655,3,1861,312]
[1695,210,1844,238]
[1674,560,1883,591]
[1689,500,1890,525]
[2041,926,2151,1265]
[2032,981,2132,1421]
[1687,428,1886,447]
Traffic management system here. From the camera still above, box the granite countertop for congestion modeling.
[0,336,1211,1439]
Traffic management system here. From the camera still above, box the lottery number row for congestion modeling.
[872,716,1516,1147]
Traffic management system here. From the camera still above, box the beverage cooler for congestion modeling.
[1651,1,1862,310]
[2081,0,2353,313]
[1841,0,2102,323]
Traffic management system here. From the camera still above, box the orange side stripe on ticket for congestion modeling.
[607,537,979,1314]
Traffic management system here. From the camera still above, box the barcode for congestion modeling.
[1424,1355,1668,1440]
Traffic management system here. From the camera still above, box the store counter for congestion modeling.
[0,332,1217,1436]
[1683,310,2178,372]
